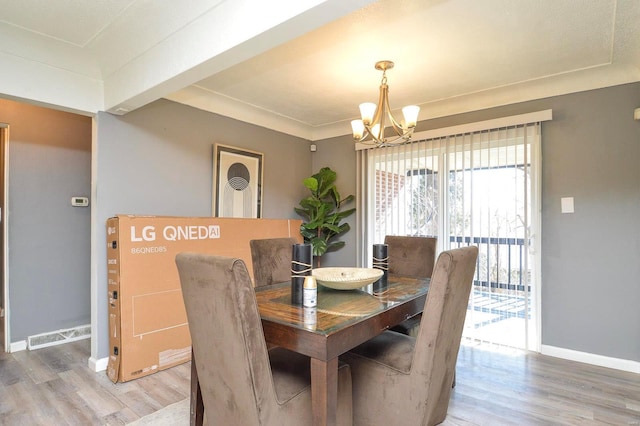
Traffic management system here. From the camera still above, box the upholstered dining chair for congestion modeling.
[385,235,437,279]
[341,246,478,426]
[384,236,461,388]
[176,253,353,425]
[250,237,297,287]
[385,235,437,337]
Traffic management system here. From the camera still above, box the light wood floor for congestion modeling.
[0,339,190,425]
[445,342,640,425]
[0,339,638,425]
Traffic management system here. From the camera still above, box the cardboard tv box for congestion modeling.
[106,215,302,383]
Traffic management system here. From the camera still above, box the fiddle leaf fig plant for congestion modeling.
[294,167,355,265]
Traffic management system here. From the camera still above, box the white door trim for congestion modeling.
[1,123,9,352]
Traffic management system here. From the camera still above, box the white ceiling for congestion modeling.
[1,0,639,141]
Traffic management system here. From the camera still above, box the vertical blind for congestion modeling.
[356,113,547,351]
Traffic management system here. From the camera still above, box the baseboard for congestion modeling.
[9,340,27,352]
[89,356,109,372]
[541,345,640,374]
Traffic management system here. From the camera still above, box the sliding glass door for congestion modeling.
[360,122,541,351]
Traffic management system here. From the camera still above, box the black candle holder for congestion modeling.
[372,243,388,293]
[291,243,312,305]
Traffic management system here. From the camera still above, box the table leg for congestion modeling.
[190,349,204,426]
[310,357,338,426]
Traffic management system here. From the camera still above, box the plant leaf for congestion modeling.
[335,207,356,220]
[326,241,346,252]
[340,194,355,204]
[310,237,328,257]
[303,177,318,192]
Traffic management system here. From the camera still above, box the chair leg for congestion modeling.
[452,370,456,388]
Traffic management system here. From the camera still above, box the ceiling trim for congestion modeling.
[165,86,314,140]
[168,61,640,143]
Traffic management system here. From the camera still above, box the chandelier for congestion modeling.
[351,60,420,147]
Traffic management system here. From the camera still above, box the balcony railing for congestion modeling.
[450,235,530,293]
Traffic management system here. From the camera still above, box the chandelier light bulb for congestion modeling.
[351,60,420,147]
[351,119,365,140]
[359,103,377,125]
[402,105,420,128]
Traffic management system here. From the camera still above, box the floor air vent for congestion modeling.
[27,324,91,350]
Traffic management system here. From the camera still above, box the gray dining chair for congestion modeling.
[341,246,478,426]
[176,253,353,425]
[250,237,297,287]
[384,236,460,388]
[385,235,437,337]
[385,235,437,279]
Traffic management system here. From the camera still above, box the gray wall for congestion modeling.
[539,84,639,361]
[0,99,92,341]
[310,138,358,268]
[95,99,312,357]
[314,82,640,362]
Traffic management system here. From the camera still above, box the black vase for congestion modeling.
[291,243,312,305]
[372,243,388,293]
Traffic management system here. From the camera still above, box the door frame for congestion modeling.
[0,123,8,352]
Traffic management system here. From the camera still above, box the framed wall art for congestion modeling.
[213,144,263,218]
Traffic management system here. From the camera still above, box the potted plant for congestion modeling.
[295,167,355,267]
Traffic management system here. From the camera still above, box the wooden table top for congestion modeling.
[256,275,429,360]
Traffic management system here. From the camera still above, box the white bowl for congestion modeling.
[312,267,383,290]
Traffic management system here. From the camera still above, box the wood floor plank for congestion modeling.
[10,348,58,384]
[33,341,85,374]
[0,355,28,387]
[59,368,126,418]
[39,377,102,426]
[3,380,59,425]
[135,369,188,407]
[119,387,165,418]
[100,406,139,426]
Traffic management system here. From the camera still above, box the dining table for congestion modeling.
[189,273,430,426]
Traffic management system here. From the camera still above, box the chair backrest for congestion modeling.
[250,237,296,286]
[412,246,478,424]
[176,253,276,424]
[384,235,437,278]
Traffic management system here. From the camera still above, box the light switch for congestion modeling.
[561,197,574,214]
